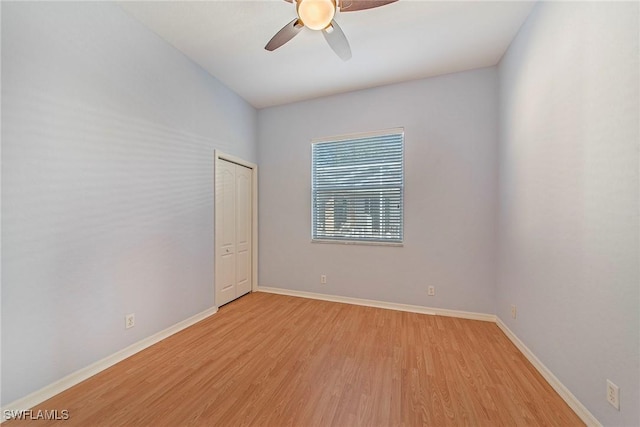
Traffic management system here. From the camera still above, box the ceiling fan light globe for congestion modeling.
[297,0,336,31]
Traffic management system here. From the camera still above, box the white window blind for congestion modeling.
[312,129,404,244]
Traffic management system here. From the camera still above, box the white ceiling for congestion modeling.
[119,0,535,109]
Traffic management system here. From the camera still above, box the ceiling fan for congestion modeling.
[265,0,398,61]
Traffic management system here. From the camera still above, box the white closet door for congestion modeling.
[216,159,237,306]
[235,164,252,297]
[216,159,253,306]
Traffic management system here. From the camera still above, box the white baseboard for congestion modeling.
[257,286,496,322]
[1,306,218,420]
[495,317,601,427]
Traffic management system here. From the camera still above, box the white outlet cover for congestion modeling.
[125,314,135,329]
[607,379,620,410]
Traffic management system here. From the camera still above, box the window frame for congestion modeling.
[310,128,405,247]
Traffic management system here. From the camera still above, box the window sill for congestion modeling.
[311,239,404,247]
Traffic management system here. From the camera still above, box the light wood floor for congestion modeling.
[8,292,584,426]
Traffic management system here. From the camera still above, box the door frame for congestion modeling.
[214,150,258,307]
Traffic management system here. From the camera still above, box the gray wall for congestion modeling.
[258,68,499,314]
[1,2,257,405]
[497,2,639,425]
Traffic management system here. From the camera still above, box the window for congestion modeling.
[312,128,404,245]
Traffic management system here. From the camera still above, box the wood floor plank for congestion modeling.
[6,292,584,426]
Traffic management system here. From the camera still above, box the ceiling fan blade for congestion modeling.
[339,0,397,12]
[323,20,351,61]
[265,19,304,51]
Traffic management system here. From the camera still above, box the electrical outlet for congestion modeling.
[427,286,435,296]
[607,380,620,410]
[320,274,327,284]
[510,305,517,319]
[125,313,135,329]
